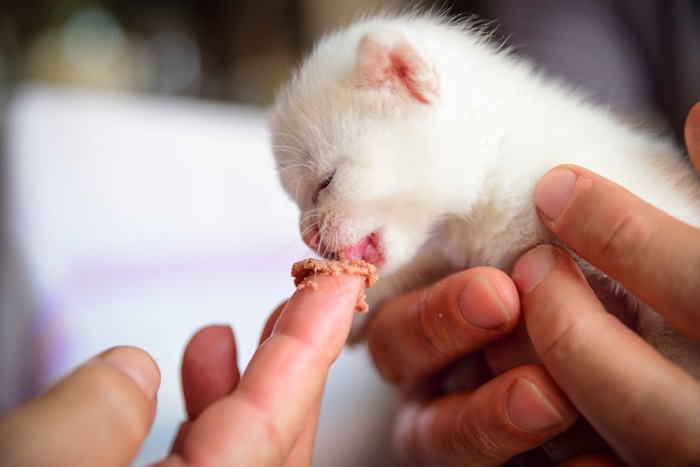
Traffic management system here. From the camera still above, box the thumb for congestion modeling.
[0,346,160,467]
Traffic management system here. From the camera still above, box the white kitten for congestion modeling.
[269,13,700,376]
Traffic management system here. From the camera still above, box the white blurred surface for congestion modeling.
[2,86,397,466]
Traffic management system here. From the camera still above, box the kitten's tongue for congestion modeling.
[343,236,383,267]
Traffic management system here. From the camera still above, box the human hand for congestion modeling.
[365,265,579,465]
[510,102,700,466]
[366,102,700,466]
[0,272,366,466]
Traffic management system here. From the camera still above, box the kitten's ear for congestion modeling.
[353,29,439,104]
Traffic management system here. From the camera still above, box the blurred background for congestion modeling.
[0,0,483,104]
[1,0,697,465]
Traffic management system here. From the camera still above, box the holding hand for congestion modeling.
[366,265,579,465]
[367,102,700,466]
[510,102,700,465]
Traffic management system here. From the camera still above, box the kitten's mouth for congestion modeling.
[302,224,385,268]
[342,233,384,267]
[326,233,384,268]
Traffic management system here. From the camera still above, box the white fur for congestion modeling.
[269,13,700,375]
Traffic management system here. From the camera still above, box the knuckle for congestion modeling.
[535,317,579,366]
[537,310,617,370]
[596,211,653,267]
[453,416,503,462]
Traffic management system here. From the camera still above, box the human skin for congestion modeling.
[366,102,700,466]
[0,272,367,466]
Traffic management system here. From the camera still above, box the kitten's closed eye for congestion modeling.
[322,172,335,188]
[313,171,336,203]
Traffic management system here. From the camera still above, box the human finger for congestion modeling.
[534,165,700,338]
[393,365,577,466]
[181,325,240,420]
[260,300,287,344]
[0,347,160,467]
[481,321,541,377]
[366,267,521,385]
[513,245,700,466]
[168,272,365,466]
[171,325,240,454]
[686,102,700,173]
[261,300,319,467]
[281,403,320,467]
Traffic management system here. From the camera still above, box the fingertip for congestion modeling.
[459,270,519,330]
[511,244,561,295]
[273,272,363,358]
[535,166,578,222]
[392,366,578,465]
[188,324,235,345]
[0,347,161,466]
[507,376,577,432]
[183,325,237,368]
[368,268,522,385]
[182,325,239,420]
[100,346,160,402]
[288,271,365,312]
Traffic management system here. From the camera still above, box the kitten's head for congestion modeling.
[270,22,448,275]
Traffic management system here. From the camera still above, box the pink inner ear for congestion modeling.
[354,30,439,104]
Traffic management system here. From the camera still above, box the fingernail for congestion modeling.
[511,245,559,294]
[535,168,577,221]
[507,378,565,431]
[102,347,160,401]
[459,275,511,329]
